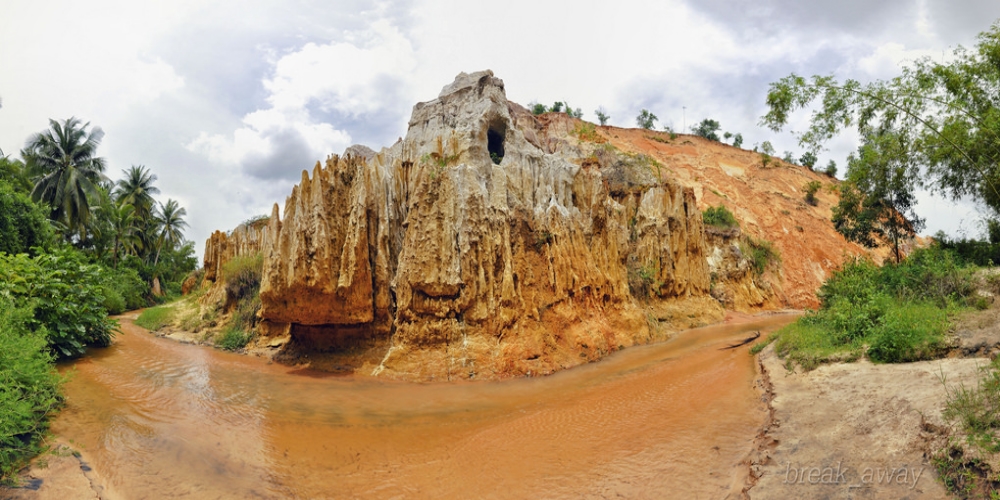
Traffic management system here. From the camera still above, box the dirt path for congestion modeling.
[746,346,987,498]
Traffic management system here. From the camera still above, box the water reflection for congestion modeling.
[54,315,795,499]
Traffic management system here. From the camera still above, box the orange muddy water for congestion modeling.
[52,314,795,499]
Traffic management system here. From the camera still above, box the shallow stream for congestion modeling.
[53,314,795,498]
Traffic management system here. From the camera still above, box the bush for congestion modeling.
[223,253,263,303]
[217,326,254,351]
[703,205,739,228]
[803,180,822,206]
[742,237,780,276]
[97,266,147,314]
[0,298,62,484]
[222,253,263,335]
[770,247,975,369]
[135,306,175,331]
[0,181,52,256]
[0,248,118,358]
[866,302,948,362]
[636,109,658,130]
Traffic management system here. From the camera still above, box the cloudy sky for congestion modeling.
[3,0,1000,259]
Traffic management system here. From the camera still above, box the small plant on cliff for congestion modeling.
[702,205,739,229]
[741,236,780,276]
[595,107,610,126]
[627,260,659,299]
[531,102,547,115]
[803,180,822,206]
[691,118,721,141]
[636,109,658,130]
[217,325,254,351]
[222,253,263,338]
[824,160,838,177]
[572,122,601,143]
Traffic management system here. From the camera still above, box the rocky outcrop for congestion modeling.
[202,70,876,380]
[201,218,270,306]
[203,71,733,380]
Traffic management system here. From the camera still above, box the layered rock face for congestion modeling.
[205,71,896,379]
[203,71,731,379]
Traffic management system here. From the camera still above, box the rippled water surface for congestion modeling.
[54,314,795,499]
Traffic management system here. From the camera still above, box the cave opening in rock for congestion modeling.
[487,123,506,165]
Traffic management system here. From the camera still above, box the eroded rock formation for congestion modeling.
[202,70,862,380]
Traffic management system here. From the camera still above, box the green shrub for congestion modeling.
[703,205,739,228]
[135,306,175,331]
[217,326,254,351]
[742,237,781,276]
[804,180,822,206]
[0,298,62,484]
[0,181,52,256]
[867,302,948,363]
[224,253,263,293]
[769,247,975,369]
[97,266,147,314]
[0,248,118,357]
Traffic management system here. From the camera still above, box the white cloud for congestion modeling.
[185,16,416,178]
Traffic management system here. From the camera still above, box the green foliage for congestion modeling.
[0,181,52,256]
[732,133,744,148]
[782,151,796,163]
[0,298,62,484]
[550,101,564,113]
[760,21,1000,218]
[627,260,659,299]
[636,109,658,130]
[799,151,818,169]
[772,248,975,369]
[0,155,32,195]
[571,122,601,142]
[0,248,118,358]
[702,205,739,229]
[741,237,780,276]
[96,266,147,314]
[942,358,1000,457]
[691,119,721,141]
[223,253,263,335]
[217,325,254,351]
[24,117,108,240]
[595,108,610,126]
[832,133,925,263]
[134,305,175,331]
[803,180,822,206]
[824,160,838,177]
[531,103,547,115]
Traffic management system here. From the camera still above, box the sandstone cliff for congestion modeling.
[201,70,870,380]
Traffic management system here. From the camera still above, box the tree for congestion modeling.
[732,133,744,148]
[824,160,838,177]
[760,21,1000,216]
[0,181,52,255]
[832,132,924,263]
[782,151,796,163]
[114,165,159,221]
[800,151,818,169]
[595,107,610,126]
[154,198,188,265]
[23,117,108,239]
[531,103,547,115]
[0,153,31,194]
[636,109,658,129]
[691,119,721,141]
[550,101,564,113]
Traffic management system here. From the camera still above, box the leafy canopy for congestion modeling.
[760,21,1000,215]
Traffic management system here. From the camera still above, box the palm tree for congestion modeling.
[24,117,108,239]
[154,198,187,265]
[114,165,159,220]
